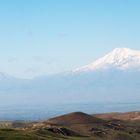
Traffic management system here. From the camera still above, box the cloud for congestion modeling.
[25,67,41,74]
[8,57,18,63]
[58,32,68,38]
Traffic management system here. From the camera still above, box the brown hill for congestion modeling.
[93,112,140,121]
[46,112,104,125]
[18,111,140,139]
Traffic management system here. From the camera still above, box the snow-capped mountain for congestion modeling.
[74,48,140,72]
[0,48,140,107]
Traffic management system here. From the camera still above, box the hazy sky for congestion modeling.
[0,0,140,78]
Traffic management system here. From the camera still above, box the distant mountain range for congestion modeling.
[0,48,140,105]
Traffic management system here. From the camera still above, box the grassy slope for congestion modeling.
[0,128,138,140]
[0,129,101,140]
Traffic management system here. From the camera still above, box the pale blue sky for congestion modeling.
[0,0,140,78]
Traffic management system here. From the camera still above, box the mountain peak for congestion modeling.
[112,48,132,55]
[74,48,140,72]
[111,48,139,57]
[113,47,125,51]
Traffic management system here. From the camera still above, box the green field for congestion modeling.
[0,129,101,140]
[0,128,139,140]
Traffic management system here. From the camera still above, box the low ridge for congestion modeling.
[93,111,140,121]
